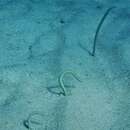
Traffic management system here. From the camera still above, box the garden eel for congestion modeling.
[92,6,115,56]
[23,111,45,130]
[58,71,81,96]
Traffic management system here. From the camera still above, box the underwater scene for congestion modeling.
[0,0,130,130]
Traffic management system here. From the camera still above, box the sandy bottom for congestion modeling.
[0,0,130,130]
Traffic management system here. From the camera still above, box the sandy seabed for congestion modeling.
[0,0,130,130]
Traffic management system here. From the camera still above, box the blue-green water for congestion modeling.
[0,0,130,130]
